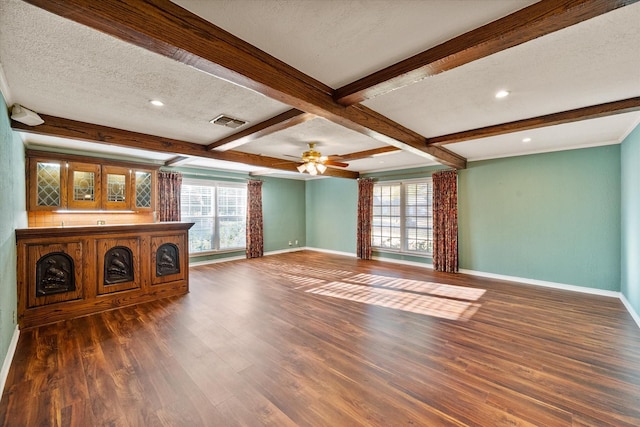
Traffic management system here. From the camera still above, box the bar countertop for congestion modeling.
[16,222,195,239]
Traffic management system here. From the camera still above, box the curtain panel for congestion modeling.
[158,171,182,222]
[432,170,458,272]
[246,180,264,259]
[356,178,375,260]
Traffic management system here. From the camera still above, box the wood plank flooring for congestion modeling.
[2,250,640,426]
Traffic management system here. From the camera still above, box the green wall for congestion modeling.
[0,94,27,369]
[263,176,306,252]
[621,124,640,314]
[306,147,621,291]
[459,146,621,290]
[305,178,357,254]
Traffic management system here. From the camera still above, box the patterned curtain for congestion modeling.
[433,170,458,272]
[246,180,264,259]
[357,178,375,260]
[158,171,182,222]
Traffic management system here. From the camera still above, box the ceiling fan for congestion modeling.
[294,142,349,175]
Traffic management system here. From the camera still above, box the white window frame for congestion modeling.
[371,177,433,256]
[181,178,247,254]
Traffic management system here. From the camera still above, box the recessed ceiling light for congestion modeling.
[522,137,532,143]
[149,99,164,107]
[495,90,510,99]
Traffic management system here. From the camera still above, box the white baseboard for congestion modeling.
[458,268,621,298]
[620,294,640,329]
[189,247,305,267]
[372,255,433,269]
[1,326,19,396]
[303,247,357,258]
[189,254,246,266]
[265,247,306,256]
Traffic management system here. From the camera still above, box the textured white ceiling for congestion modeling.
[173,0,537,88]
[0,0,290,143]
[363,2,640,138]
[0,0,639,177]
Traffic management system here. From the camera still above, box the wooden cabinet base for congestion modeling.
[16,222,194,329]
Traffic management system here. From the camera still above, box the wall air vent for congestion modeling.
[209,114,247,129]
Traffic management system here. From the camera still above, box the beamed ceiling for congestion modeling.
[1,0,640,179]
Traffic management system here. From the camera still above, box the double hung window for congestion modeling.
[181,179,247,253]
[372,179,433,255]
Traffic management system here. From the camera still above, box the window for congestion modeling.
[372,179,433,255]
[180,179,247,253]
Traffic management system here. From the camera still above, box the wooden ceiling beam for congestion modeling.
[164,156,191,166]
[12,115,359,179]
[332,146,400,162]
[207,109,314,151]
[334,0,638,105]
[428,97,640,146]
[24,0,464,170]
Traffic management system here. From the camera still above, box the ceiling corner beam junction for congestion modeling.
[23,0,465,170]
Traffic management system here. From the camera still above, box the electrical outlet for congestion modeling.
[295,240,298,245]
[288,240,292,246]
[12,310,16,323]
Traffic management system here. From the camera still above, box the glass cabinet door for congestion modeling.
[102,166,131,210]
[133,169,156,212]
[29,159,66,210]
[67,162,101,209]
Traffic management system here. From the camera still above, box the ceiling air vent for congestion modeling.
[209,114,247,129]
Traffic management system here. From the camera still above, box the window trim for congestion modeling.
[371,177,433,257]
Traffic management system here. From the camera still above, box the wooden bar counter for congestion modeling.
[16,222,194,329]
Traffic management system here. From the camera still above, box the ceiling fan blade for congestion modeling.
[323,159,349,168]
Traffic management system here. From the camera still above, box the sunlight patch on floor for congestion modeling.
[346,273,486,301]
[264,262,485,321]
[305,281,481,321]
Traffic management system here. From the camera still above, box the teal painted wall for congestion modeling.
[459,146,621,290]
[184,145,620,292]
[0,94,27,368]
[263,176,306,252]
[305,178,357,254]
[621,124,640,314]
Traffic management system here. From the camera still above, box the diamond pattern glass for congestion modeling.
[36,162,61,207]
[135,172,152,208]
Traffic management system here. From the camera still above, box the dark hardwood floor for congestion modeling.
[2,250,640,426]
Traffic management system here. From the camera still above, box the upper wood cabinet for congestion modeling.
[26,151,158,212]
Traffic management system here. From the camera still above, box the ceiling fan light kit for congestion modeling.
[297,142,331,175]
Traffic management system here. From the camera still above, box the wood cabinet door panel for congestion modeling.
[26,242,84,308]
[102,166,132,210]
[150,234,187,285]
[96,237,141,294]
